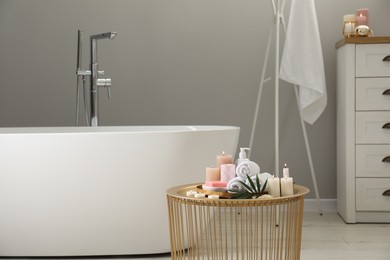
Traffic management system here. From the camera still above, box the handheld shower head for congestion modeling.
[90,31,117,41]
[109,31,117,39]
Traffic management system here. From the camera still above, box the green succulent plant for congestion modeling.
[228,174,268,199]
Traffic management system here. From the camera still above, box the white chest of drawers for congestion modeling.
[336,37,390,223]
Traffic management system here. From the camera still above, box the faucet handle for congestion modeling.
[97,78,112,99]
[107,84,112,99]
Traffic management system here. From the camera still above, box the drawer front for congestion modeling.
[356,44,390,77]
[356,178,390,211]
[356,112,390,144]
[356,78,390,111]
[356,145,390,177]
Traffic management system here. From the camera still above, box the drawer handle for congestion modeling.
[383,190,390,196]
[382,122,390,129]
[383,89,390,95]
[382,156,390,163]
[383,55,390,62]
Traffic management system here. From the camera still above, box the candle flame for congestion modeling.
[284,163,287,168]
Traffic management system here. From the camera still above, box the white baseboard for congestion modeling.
[304,199,337,212]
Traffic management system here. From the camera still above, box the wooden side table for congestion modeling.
[166,183,309,260]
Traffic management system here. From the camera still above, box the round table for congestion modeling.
[166,183,309,260]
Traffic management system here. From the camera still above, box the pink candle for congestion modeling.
[220,164,236,183]
[205,166,220,181]
[356,13,367,26]
[216,151,233,167]
[356,8,369,26]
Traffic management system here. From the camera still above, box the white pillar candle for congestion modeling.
[345,22,353,34]
[267,176,280,197]
[220,164,236,182]
[281,177,294,196]
[283,163,289,178]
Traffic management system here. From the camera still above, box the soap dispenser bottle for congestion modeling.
[235,148,250,165]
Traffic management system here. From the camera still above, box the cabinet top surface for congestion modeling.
[336,36,390,49]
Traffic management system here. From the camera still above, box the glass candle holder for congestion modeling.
[356,8,369,26]
[343,14,357,38]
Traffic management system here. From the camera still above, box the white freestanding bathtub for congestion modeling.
[0,125,239,257]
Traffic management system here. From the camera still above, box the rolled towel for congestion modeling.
[262,172,272,192]
[246,172,272,192]
[258,172,272,186]
[227,177,244,192]
[236,161,260,181]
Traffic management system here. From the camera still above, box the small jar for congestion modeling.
[343,14,357,38]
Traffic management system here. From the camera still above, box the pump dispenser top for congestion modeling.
[235,147,250,165]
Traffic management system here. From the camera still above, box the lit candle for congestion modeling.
[205,166,220,182]
[216,151,233,167]
[220,164,236,183]
[356,8,369,26]
[345,22,353,34]
[186,190,198,197]
[343,14,356,37]
[283,163,289,178]
[281,177,294,196]
[267,176,280,197]
[195,193,206,198]
[208,194,220,199]
[356,13,367,26]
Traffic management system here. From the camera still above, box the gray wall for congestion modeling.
[1,0,390,199]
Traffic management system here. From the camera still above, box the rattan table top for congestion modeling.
[167,183,310,206]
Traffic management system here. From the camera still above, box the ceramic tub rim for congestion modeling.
[0,125,240,134]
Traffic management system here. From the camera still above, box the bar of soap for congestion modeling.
[205,181,227,188]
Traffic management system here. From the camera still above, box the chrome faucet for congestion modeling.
[76,30,116,127]
[89,32,116,126]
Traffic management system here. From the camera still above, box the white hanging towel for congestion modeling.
[279,0,327,125]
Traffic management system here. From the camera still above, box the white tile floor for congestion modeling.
[300,211,390,260]
[2,212,390,260]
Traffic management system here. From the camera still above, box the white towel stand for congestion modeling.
[248,0,323,215]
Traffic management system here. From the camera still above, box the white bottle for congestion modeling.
[235,147,250,165]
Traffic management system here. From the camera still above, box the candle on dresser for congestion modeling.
[344,22,353,35]
[343,14,356,37]
[205,166,220,182]
[356,13,367,26]
[267,176,280,197]
[283,163,289,178]
[356,8,369,26]
[281,177,294,196]
[216,151,233,167]
[220,164,236,182]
